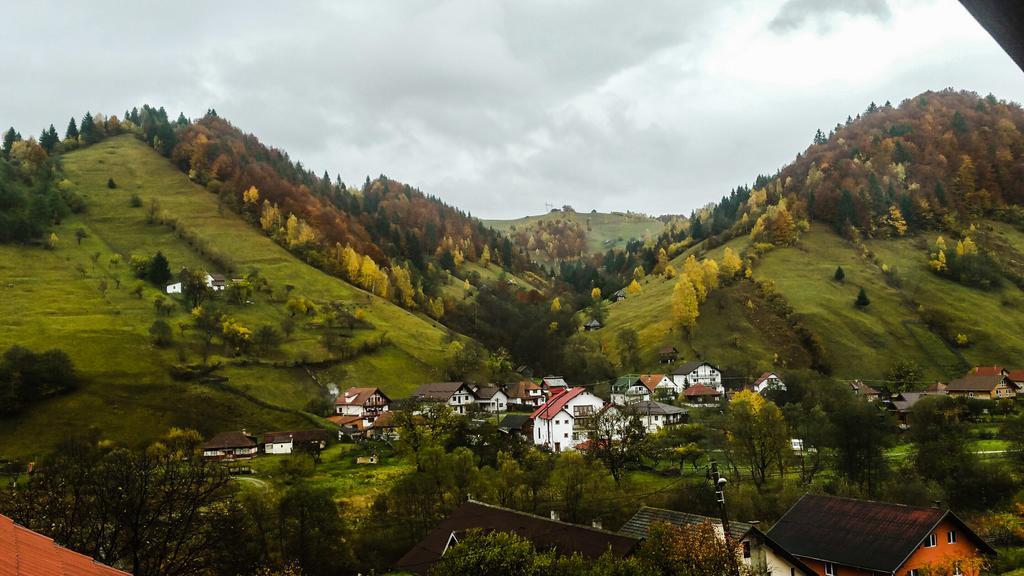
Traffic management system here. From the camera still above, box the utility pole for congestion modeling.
[710,461,741,576]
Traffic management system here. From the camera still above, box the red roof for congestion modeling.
[684,384,720,397]
[531,387,586,420]
[638,374,666,392]
[1007,370,1024,382]
[973,365,1003,376]
[0,513,132,575]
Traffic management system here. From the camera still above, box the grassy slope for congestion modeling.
[601,226,1024,383]
[0,136,452,458]
[486,211,664,255]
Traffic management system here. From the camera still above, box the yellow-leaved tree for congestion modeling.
[242,185,260,205]
[591,287,602,301]
[683,255,707,302]
[720,246,742,280]
[701,258,720,292]
[550,297,562,313]
[672,277,699,330]
[627,279,642,295]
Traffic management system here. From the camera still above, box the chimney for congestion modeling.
[591,519,603,530]
[550,510,560,522]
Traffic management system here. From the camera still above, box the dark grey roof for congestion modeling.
[671,360,716,375]
[622,400,687,416]
[498,414,531,432]
[202,431,256,450]
[618,506,751,541]
[413,382,468,401]
[473,385,503,400]
[947,374,1008,392]
[767,494,994,572]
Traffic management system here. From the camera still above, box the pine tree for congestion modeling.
[834,266,845,282]
[39,124,59,152]
[65,117,79,140]
[1,128,19,159]
[147,251,172,286]
[855,287,870,308]
[79,112,98,144]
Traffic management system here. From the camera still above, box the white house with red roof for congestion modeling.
[751,372,786,395]
[531,387,606,452]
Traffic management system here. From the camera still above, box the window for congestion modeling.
[824,562,835,576]
[563,432,568,438]
[948,530,957,543]
[952,562,962,576]
[925,533,937,547]
[908,570,919,576]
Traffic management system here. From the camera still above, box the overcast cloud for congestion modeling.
[3,0,1023,218]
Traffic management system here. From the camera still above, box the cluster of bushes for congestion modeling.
[0,346,77,416]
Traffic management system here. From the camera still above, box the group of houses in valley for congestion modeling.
[201,428,330,462]
[884,365,1023,426]
[165,272,232,294]
[395,493,993,576]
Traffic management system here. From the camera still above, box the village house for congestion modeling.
[471,384,509,412]
[505,380,545,407]
[657,346,679,364]
[946,373,1016,400]
[682,384,723,406]
[165,281,182,294]
[849,379,881,401]
[201,430,258,461]
[619,507,814,576]
[767,494,994,576]
[262,429,330,455]
[611,288,627,302]
[620,400,688,432]
[639,373,678,399]
[498,414,533,438]
[1,513,133,576]
[583,318,602,331]
[610,375,652,405]
[334,386,391,421]
[540,375,570,395]
[412,382,477,415]
[395,500,640,574]
[531,387,606,452]
[364,411,405,442]
[886,390,948,427]
[751,372,786,395]
[205,273,227,291]
[671,361,723,392]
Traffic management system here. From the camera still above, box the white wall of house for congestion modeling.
[673,364,723,392]
[610,385,651,406]
[533,391,604,451]
[448,386,476,414]
[478,391,509,413]
[264,440,293,455]
[754,373,786,395]
[166,282,182,294]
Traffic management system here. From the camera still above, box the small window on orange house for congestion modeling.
[947,530,957,544]
[924,533,937,548]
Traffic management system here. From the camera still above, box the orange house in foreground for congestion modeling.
[767,494,994,576]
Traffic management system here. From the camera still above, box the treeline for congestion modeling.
[0,105,180,244]
[0,346,77,416]
[506,215,589,261]
[166,114,531,313]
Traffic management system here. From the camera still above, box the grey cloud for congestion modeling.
[769,0,891,33]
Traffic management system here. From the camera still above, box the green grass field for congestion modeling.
[486,210,664,256]
[0,136,455,459]
[601,225,1024,383]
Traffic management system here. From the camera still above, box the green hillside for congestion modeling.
[601,225,1024,384]
[0,135,453,459]
[487,210,664,256]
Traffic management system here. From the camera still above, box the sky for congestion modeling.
[3,0,1024,219]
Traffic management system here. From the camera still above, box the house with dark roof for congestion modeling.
[671,360,722,392]
[262,429,330,455]
[657,346,679,364]
[620,400,688,432]
[201,431,258,461]
[412,382,477,415]
[947,373,1016,400]
[583,318,602,331]
[540,375,569,393]
[620,506,814,576]
[395,500,640,574]
[0,513,132,575]
[531,387,606,452]
[886,390,947,426]
[472,384,508,413]
[497,414,533,438]
[767,494,995,576]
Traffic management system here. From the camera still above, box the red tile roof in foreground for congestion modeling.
[530,387,585,420]
[0,513,131,575]
[683,384,720,396]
